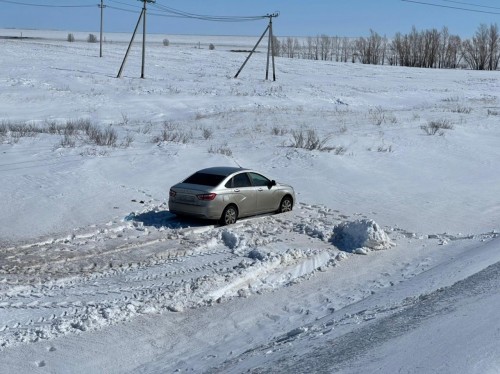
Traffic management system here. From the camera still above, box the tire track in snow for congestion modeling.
[4,203,488,350]
[0,204,347,348]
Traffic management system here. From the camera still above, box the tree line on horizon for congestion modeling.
[273,23,500,71]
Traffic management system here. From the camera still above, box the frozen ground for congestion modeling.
[0,29,499,373]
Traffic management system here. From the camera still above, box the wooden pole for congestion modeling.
[270,17,276,81]
[141,0,147,79]
[99,0,105,58]
[266,16,272,80]
[234,24,270,79]
[117,8,144,78]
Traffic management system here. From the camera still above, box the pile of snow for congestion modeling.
[331,219,394,254]
[220,229,243,250]
[248,248,269,261]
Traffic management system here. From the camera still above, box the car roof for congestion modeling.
[196,166,250,177]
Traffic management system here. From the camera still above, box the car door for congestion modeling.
[225,172,257,217]
[248,172,277,214]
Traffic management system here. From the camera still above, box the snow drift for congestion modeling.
[331,219,394,254]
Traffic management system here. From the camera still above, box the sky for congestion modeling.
[0,0,499,38]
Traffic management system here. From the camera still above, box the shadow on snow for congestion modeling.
[125,210,213,229]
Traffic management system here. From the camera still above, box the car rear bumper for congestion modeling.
[168,200,222,220]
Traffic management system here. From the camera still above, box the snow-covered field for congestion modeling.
[1,29,499,373]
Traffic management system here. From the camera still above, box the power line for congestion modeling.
[0,0,95,7]
[401,0,500,15]
[107,0,269,22]
[151,2,268,22]
[109,1,270,22]
[107,0,208,19]
[440,0,500,11]
[0,0,139,13]
[107,5,141,14]
[0,0,270,22]
[107,0,140,10]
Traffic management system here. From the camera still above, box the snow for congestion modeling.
[0,29,499,373]
[331,219,394,254]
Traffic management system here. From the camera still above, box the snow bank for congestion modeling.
[331,219,395,254]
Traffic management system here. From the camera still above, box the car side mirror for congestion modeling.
[268,180,276,189]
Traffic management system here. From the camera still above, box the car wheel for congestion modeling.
[220,205,238,226]
[278,196,293,213]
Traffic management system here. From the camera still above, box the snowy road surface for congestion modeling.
[210,239,500,373]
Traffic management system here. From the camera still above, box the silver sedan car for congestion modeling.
[168,167,295,225]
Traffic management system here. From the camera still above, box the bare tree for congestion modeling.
[319,34,332,60]
[463,24,489,70]
[390,27,460,69]
[391,31,414,67]
[446,35,462,68]
[272,36,281,57]
[438,27,449,68]
[293,38,301,59]
[283,37,299,58]
[272,23,495,71]
[87,34,98,43]
[305,36,315,60]
[340,37,353,63]
[330,36,340,62]
[356,30,386,65]
[488,23,500,70]
[422,29,440,68]
[287,37,294,58]
[313,35,320,60]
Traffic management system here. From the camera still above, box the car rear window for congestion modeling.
[183,172,226,187]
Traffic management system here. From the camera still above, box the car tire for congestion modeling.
[278,196,293,213]
[220,205,238,226]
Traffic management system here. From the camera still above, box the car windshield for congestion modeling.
[183,172,226,187]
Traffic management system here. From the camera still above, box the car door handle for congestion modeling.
[258,188,263,192]
[234,189,240,192]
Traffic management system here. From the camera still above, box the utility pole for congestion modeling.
[234,13,279,81]
[141,0,148,78]
[99,0,106,58]
[266,15,276,81]
[117,0,156,78]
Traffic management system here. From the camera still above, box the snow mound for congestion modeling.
[248,248,269,261]
[331,219,394,254]
[220,229,244,250]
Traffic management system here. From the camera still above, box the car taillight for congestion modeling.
[197,193,217,201]
[169,189,176,197]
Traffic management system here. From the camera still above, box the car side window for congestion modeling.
[249,173,270,187]
[233,173,252,188]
